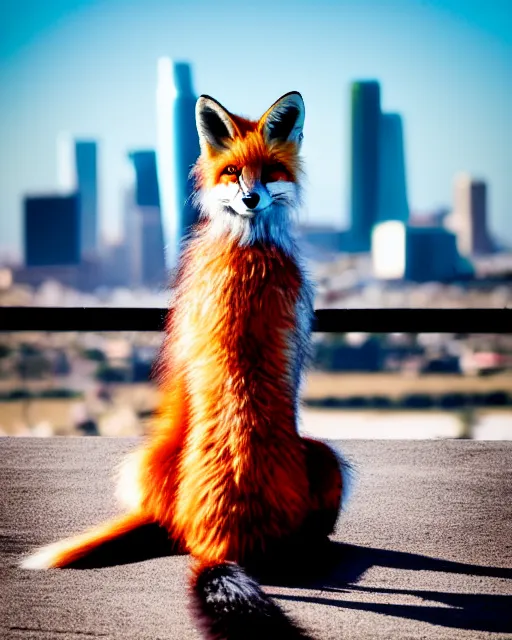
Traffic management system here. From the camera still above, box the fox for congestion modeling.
[21,91,345,639]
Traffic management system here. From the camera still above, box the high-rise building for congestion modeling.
[377,113,409,224]
[24,193,80,266]
[349,81,381,252]
[348,82,410,253]
[57,135,99,259]
[404,227,461,282]
[372,221,473,282]
[130,151,160,209]
[125,150,166,287]
[156,58,200,269]
[451,174,493,256]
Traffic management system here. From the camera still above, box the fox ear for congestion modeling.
[196,95,237,153]
[260,91,305,146]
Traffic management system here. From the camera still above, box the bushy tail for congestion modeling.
[191,562,314,640]
[20,511,153,569]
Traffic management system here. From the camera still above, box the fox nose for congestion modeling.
[241,193,260,210]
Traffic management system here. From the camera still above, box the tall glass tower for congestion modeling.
[57,135,98,260]
[452,175,493,256]
[377,113,409,224]
[156,59,200,269]
[349,81,381,252]
[126,150,166,287]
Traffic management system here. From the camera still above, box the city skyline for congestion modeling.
[0,0,510,258]
[57,137,99,259]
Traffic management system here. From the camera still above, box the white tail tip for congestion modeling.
[20,543,63,569]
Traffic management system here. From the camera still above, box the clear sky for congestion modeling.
[0,0,510,259]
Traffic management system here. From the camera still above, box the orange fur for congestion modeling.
[194,113,302,189]
[21,512,151,569]
[169,237,310,562]
[22,92,344,640]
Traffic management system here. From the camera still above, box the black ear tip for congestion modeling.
[195,96,235,149]
[284,91,304,103]
[273,92,305,116]
[197,95,227,112]
[196,95,214,109]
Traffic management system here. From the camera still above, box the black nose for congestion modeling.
[241,193,260,209]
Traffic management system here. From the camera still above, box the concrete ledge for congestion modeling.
[2,438,511,639]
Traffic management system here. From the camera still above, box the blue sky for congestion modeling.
[0,0,510,258]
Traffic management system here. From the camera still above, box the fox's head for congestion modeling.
[193,92,305,250]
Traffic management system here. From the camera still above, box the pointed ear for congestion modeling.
[195,95,238,153]
[259,91,305,145]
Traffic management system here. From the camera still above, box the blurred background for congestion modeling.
[1,330,512,439]
[0,0,511,438]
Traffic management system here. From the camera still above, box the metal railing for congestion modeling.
[0,307,510,333]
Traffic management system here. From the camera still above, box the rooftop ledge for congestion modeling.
[2,438,512,639]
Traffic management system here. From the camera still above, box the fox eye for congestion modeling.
[223,165,238,175]
[262,162,290,183]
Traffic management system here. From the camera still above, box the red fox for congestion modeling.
[21,92,345,639]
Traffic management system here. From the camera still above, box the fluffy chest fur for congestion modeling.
[168,231,312,563]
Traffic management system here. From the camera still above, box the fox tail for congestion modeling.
[20,511,153,569]
[192,562,313,640]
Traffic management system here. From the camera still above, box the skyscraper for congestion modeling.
[377,113,409,224]
[125,150,166,287]
[348,82,410,253]
[349,81,381,252]
[24,193,80,266]
[129,151,161,210]
[57,135,99,259]
[156,59,201,269]
[451,174,493,256]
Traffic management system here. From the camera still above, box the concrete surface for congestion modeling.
[1,438,511,639]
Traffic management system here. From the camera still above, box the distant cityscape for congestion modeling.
[0,59,510,306]
[1,11,510,440]
[1,64,510,439]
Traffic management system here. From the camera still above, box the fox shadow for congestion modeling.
[267,541,512,635]
[60,525,512,634]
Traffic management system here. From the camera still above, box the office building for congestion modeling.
[372,221,473,282]
[349,81,381,252]
[57,135,99,259]
[451,174,493,256]
[347,81,410,253]
[377,113,409,224]
[24,193,80,266]
[156,58,200,269]
[125,150,166,287]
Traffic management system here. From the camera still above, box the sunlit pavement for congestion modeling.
[2,438,511,639]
